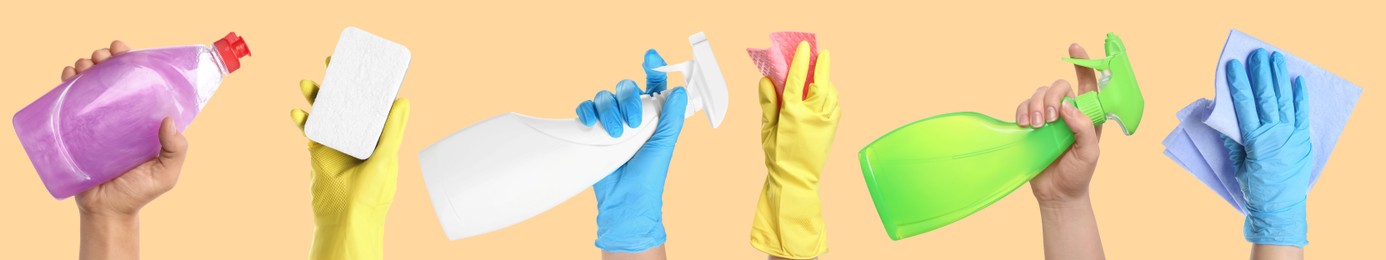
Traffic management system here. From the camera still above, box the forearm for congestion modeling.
[602,245,667,260]
[80,212,139,260]
[1251,244,1303,260]
[1038,195,1105,260]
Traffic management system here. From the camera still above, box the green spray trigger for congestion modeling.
[1060,32,1143,135]
[1062,57,1109,70]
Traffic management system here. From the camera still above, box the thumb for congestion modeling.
[642,49,668,94]
[155,117,188,180]
[1059,101,1099,159]
[648,87,687,147]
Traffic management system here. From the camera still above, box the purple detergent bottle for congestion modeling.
[14,32,250,199]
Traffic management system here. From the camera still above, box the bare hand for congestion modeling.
[76,117,188,217]
[65,41,190,260]
[61,41,130,81]
[68,40,187,217]
[1017,43,1103,205]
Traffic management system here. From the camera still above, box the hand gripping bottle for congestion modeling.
[14,32,251,199]
[858,33,1142,240]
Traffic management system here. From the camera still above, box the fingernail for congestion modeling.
[1047,106,1058,122]
[1031,112,1044,127]
[1018,112,1029,126]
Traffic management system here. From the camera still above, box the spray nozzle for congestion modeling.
[1061,32,1144,136]
[213,32,251,73]
[651,32,730,128]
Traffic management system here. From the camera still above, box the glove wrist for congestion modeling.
[592,163,669,253]
[1244,199,1308,247]
[310,220,385,260]
[594,206,666,253]
[1238,137,1312,248]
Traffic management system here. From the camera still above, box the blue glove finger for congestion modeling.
[615,79,644,128]
[1226,59,1261,135]
[1270,52,1295,123]
[577,100,599,126]
[593,90,624,137]
[1246,49,1281,125]
[643,49,668,95]
[1292,76,1310,129]
[647,87,688,148]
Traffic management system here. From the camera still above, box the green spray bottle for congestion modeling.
[858,33,1143,240]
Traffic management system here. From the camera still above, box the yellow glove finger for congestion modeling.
[300,79,321,105]
[294,56,333,135]
[758,77,781,128]
[782,41,813,107]
[805,50,840,115]
[818,81,841,120]
[291,108,310,134]
[814,49,831,84]
[301,56,334,105]
[371,98,411,158]
[293,79,320,136]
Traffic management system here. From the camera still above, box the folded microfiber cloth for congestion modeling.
[747,32,817,99]
[1164,99,1246,214]
[1206,29,1363,185]
[1164,29,1363,214]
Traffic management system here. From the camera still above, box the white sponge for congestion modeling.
[305,27,412,159]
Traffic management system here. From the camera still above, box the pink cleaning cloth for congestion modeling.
[747,32,817,102]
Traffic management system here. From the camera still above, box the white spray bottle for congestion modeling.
[418,32,728,240]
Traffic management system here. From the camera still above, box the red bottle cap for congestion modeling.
[213,32,251,73]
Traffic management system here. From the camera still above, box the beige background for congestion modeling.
[1,0,1381,258]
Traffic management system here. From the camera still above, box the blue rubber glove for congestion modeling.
[574,49,688,252]
[1222,48,1312,248]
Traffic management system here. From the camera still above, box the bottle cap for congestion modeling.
[213,32,251,73]
[1073,92,1107,126]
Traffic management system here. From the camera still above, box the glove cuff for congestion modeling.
[310,222,386,259]
[1244,200,1308,248]
[594,200,666,253]
[594,218,667,253]
[749,175,827,259]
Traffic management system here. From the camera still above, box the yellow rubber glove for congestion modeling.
[750,41,840,259]
[292,58,411,260]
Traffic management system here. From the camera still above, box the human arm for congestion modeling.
[68,41,189,260]
[1016,43,1105,260]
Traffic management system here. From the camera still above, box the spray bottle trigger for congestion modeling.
[1062,57,1110,71]
[652,61,690,74]
[651,61,709,120]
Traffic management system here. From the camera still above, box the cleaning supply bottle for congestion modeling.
[418,32,728,240]
[857,33,1141,240]
[14,32,251,199]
